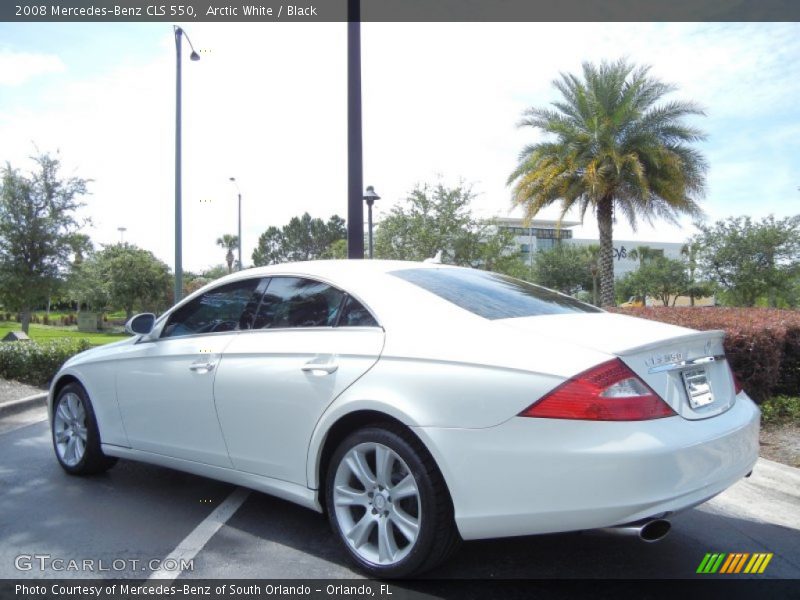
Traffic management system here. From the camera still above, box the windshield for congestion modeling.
[391,268,602,320]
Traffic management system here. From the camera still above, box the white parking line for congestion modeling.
[149,486,251,580]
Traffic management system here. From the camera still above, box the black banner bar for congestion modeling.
[3,0,800,23]
[1,579,798,600]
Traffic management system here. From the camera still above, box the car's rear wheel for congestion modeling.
[325,424,460,578]
[52,383,117,475]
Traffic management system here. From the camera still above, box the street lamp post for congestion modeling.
[363,186,380,259]
[174,26,200,304]
[229,177,242,270]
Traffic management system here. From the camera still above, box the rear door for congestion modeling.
[213,277,384,485]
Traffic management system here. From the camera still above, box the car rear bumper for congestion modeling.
[414,393,760,541]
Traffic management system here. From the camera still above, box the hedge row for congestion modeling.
[612,307,800,402]
[0,339,92,387]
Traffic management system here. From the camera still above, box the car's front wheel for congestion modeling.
[52,383,117,475]
[325,424,460,578]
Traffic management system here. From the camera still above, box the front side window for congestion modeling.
[391,267,601,319]
[253,277,345,329]
[161,279,263,338]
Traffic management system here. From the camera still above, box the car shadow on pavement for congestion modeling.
[211,486,800,580]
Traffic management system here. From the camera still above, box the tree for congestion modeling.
[681,239,714,306]
[328,238,348,259]
[68,252,109,312]
[628,256,690,306]
[508,59,707,306]
[104,244,171,318]
[695,215,800,307]
[71,244,171,319]
[531,244,592,295]
[373,182,521,272]
[0,153,89,332]
[628,245,662,266]
[216,234,239,273]
[252,213,346,266]
[202,264,230,281]
[584,244,601,305]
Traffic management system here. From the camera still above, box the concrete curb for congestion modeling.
[0,392,48,418]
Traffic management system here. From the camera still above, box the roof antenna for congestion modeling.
[424,250,443,264]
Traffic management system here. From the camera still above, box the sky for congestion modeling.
[0,21,798,272]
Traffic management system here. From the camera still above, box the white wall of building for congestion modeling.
[568,239,685,278]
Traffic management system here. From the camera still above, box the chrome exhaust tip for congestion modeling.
[640,518,671,542]
[599,518,671,543]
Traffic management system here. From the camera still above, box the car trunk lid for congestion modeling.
[499,313,736,420]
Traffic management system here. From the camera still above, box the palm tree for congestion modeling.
[584,244,601,306]
[628,245,661,266]
[508,60,707,306]
[216,234,239,273]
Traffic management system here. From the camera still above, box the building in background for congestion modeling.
[494,217,579,271]
[495,217,684,278]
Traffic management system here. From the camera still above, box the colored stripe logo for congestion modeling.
[697,552,773,574]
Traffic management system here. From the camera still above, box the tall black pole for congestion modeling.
[174,27,184,302]
[347,0,364,259]
[237,192,242,270]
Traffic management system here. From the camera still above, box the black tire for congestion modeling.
[325,423,461,578]
[51,382,117,476]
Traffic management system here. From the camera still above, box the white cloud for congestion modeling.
[0,50,66,86]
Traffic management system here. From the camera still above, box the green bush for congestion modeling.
[760,396,800,425]
[0,339,92,386]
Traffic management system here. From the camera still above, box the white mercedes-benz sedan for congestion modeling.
[49,260,759,577]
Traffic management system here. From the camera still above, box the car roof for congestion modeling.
[181,260,470,328]
[219,259,457,280]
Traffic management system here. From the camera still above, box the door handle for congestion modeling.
[189,361,215,372]
[301,362,338,374]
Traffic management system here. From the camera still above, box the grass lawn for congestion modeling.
[0,322,128,345]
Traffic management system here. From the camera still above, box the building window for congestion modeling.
[498,226,573,239]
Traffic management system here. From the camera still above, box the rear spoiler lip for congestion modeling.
[615,329,726,358]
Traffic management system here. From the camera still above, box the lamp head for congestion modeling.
[363,185,381,205]
[190,51,201,61]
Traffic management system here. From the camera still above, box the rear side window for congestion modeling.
[338,295,379,327]
[391,268,601,319]
[253,277,345,329]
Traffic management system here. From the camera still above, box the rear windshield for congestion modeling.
[391,268,602,319]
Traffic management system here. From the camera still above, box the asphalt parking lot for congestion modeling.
[1,406,798,582]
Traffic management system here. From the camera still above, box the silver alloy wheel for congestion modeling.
[53,392,88,467]
[333,442,421,566]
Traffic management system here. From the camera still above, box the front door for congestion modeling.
[115,278,265,467]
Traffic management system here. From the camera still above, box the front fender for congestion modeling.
[49,365,130,448]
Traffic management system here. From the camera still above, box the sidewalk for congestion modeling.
[0,378,48,417]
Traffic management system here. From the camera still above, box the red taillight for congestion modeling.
[520,359,676,421]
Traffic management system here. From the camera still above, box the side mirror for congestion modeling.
[125,313,156,335]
